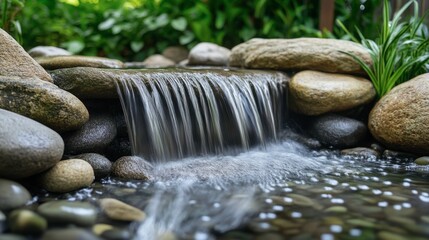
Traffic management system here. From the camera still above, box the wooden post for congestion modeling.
[319,0,335,32]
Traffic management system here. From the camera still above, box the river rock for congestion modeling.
[63,113,117,154]
[0,234,27,240]
[8,209,47,235]
[101,228,132,240]
[105,138,132,161]
[230,38,372,74]
[41,228,101,240]
[0,109,64,178]
[38,159,94,193]
[0,77,89,132]
[289,70,375,115]
[112,156,152,180]
[369,73,429,154]
[162,46,189,63]
[36,55,124,70]
[188,42,231,66]
[309,114,367,148]
[99,198,145,222]
[340,147,380,160]
[72,153,112,178]
[38,201,97,226]
[142,54,175,68]
[414,156,429,166]
[28,46,72,58]
[0,179,31,211]
[0,28,52,82]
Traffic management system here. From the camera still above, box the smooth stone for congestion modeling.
[346,218,376,228]
[72,153,112,178]
[0,109,64,179]
[124,62,146,69]
[0,77,89,132]
[289,70,375,115]
[37,201,97,226]
[100,228,132,240]
[229,38,372,74]
[370,143,385,155]
[63,113,117,154]
[41,228,101,240]
[378,231,407,240]
[340,147,380,160]
[286,194,317,207]
[309,114,367,148]
[111,156,153,180]
[0,234,27,240]
[0,28,52,82]
[0,179,31,211]
[188,42,231,66]
[105,138,132,161]
[35,55,124,70]
[324,206,347,213]
[92,224,113,236]
[0,211,5,233]
[162,46,189,63]
[38,159,94,193]
[142,54,175,68]
[422,215,429,224]
[99,198,145,222]
[369,73,429,154]
[414,156,429,165]
[8,209,47,235]
[28,46,71,58]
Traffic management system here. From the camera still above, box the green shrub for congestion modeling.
[0,0,25,43]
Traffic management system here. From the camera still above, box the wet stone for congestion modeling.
[346,219,376,228]
[255,233,285,240]
[100,228,132,240]
[37,201,97,226]
[414,156,429,165]
[341,147,380,160]
[378,231,408,240]
[41,228,101,240]
[0,179,31,211]
[111,156,153,180]
[0,211,5,233]
[72,153,112,178]
[98,198,145,222]
[382,150,416,161]
[8,209,47,235]
[0,234,28,240]
[324,206,347,213]
[92,224,114,236]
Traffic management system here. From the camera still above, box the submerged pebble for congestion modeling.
[0,179,31,211]
[41,228,101,240]
[414,156,429,165]
[8,209,47,235]
[99,198,145,222]
[37,200,97,226]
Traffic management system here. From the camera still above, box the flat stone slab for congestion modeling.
[229,38,372,74]
[35,55,124,70]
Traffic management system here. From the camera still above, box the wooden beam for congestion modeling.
[319,0,335,32]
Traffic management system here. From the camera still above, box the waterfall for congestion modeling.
[115,68,287,162]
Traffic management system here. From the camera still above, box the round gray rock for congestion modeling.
[64,113,117,154]
[142,54,175,68]
[28,46,72,58]
[229,38,372,74]
[309,114,368,148]
[0,179,31,211]
[35,55,124,70]
[289,70,375,115]
[369,73,429,154]
[37,201,97,226]
[0,109,64,179]
[38,159,95,193]
[41,228,101,240]
[0,29,52,82]
[73,153,112,178]
[0,77,89,132]
[112,156,153,180]
[188,42,231,66]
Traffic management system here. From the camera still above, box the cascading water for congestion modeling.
[115,68,286,162]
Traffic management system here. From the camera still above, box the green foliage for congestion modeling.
[339,0,429,99]
[0,0,24,43]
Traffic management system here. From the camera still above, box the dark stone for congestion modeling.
[105,138,132,161]
[415,156,429,165]
[0,211,5,233]
[101,228,132,240]
[370,143,385,155]
[0,179,31,211]
[41,228,101,240]
[64,113,117,155]
[112,156,153,180]
[114,114,129,138]
[0,109,64,179]
[341,147,380,160]
[37,201,97,226]
[382,150,416,161]
[0,234,27,240]
[73,153,112,178]
[308,114,367,148]
[8,209,47,235]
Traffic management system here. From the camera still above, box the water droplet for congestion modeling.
[419,195,429,202]
[273,205,284,211]
[350,229,362,236]
[378,201,388,207]
[330,225,342,233]
[331,198,344,204]
[321,233,334,240]
[291,212,302,218]
[201,216,211,222]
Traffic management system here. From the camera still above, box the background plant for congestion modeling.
[0,0,25,43]
[339,0,429,98]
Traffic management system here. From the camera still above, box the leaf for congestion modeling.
[215,12,225,29]
[131,41,144,52]
[98,18,115,31]
[171,17,187,31]
[65,40,85,54]
[179,31,194,45]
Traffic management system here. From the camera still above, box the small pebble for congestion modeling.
[99,198,145,222]
[8,209,47,235]
[38,200,97,226]
[378,231,407,240]
[0,179,31,211]
[414,156,429,165]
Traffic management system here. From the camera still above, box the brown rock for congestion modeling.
[0,76,89,132]
[35,55,124,70]
[369,73,429,154]
[188,42,231,66]
[162,46,189,63]
[229,38,372,74]
[112,156,152,180]
[142,54,175,68]
[289,70,375,115]
[99,198,145,221]
[38,159,95,193]
[0,28,52,82]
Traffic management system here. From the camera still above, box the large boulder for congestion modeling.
[28,46,72,58]
[188,42,231,66]
[0,109,64,179]
[229,38,372,74]
[369,73,429,154]
[289,70,375,115]
[0,76,89,132]
[0,29,52,82]
[35,55,124,70]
